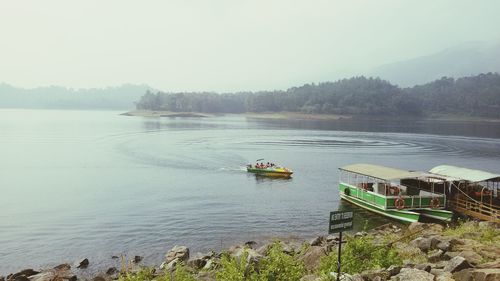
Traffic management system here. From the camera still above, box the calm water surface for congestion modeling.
[1,109,499,274]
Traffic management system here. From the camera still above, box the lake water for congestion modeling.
[1,109,499,275]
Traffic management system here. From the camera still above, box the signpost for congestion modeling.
[329,211,353,281]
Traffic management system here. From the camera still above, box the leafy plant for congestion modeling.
[258,242,305,281]
[319,235,402,275]
[216,250,257,281]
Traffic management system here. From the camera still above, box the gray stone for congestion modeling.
[329,272,354,281]
[309,236,324,246]
[106,267,118,275]
[436,240,451,251]
[410,237,433,253]
[298,246,327,271]
[8,269,40,280]
[453,268,500,281]
[390,268,434,281]
[165,245,189,264]
[93,277,106,281]
[326,234,339,243]
[76,258,89,269]
[53,263,71,271]
[408,222,426,233]
[443,251,459,260]
[187,256,207,270]
[244,241,257,249]
[387,265,401,277]
[0,275,4,281]
[427,249,444,263]
[415,263,432,272]
[133,255,143,263]
[360,268,390,280]
[430,269,454,281]
[458,250,482,265]
[443,256,473,273]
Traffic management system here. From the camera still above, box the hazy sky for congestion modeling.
[1,0,499,92]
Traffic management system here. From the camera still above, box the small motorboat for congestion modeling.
[246,162,293,177]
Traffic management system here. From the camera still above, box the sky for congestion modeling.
[1,0,499,92]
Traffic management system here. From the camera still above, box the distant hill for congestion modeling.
[0,83,153,109]
[371,42,500,87]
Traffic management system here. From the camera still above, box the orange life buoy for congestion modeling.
[389,186,400,196]
[395,197,405,210]
[430,197,440,209]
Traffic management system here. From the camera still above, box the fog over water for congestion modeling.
[1,109,499,274]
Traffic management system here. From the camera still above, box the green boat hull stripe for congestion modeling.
[341,194,420,223]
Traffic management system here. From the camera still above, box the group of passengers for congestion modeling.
[256,162,275,169]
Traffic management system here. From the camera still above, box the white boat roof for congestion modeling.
[429,165,500,183]
[339,163,425,181]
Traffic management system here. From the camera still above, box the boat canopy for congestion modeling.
[429,165,500,183]
[339,163,425,181]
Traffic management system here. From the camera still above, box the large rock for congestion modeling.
[410,237,433,253]
[430,269,454,281]
[309,236,325,247]
[443,256,473,273]
[165,245,189,264]
[28,268,76,281]
[458,250,482,265]
[7,269,40,280]
[408,222,426,233]
[360,268,390,280]
[453,268,500,281]
[76,258,89,269]
[427,249,444,263]
[298,246,327,271]
[187,253,208,270]
[390,268,434,281]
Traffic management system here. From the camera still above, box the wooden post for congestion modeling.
[337,231,342,281]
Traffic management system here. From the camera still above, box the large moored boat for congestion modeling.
[338,163,453,223]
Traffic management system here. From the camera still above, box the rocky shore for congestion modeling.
[3,221,499,281]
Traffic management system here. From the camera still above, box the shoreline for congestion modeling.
[121,110,500,123]
[4,221,499,281]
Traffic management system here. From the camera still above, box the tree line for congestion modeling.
[135,73,500,118]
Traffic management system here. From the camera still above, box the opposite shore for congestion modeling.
[3,221,499,281]
[122,110,500,123]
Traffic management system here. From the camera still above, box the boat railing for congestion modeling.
[343,182,446,210]
[449,195,500,222]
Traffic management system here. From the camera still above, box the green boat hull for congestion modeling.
[340,193,421,223]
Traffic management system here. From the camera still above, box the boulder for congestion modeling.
[133,255,143,263]
[165,245,189,264]
[28,269,76,281]
[443,251,459,260]
[53,264,70,271]
[329,272,354,281]
[256,244,270,256]
[309,236,324,247]
[93,277,106,281]
[354,231,368,238]
[415,263,432,272]
[326,234,339,243]
[387,265,401,277]
[187,256,207,270]
[298,246,327,271]
[430,269,454,281]
[360,268,390,280]
[8,269,40,280]
[458,250,482,265]
[427,249,444,263]
[244,241,257,249]
[0,276,4,281]
[106,267,118,275]
[390,268,434,281]
[408,222,426,233]
[76,258,89,269]
[436,240,451,252]
[443,256,473,273]
[410,237,433,253]
[477,261,500,269]
[453,268,500,281]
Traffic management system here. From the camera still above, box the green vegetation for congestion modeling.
[443,221,500,245]
[118,263,197,281]
[217,242,305,281]
[136,73,500,118]
[319,235,402,275]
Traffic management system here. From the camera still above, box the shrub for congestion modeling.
[258,242,305,281]
[216,250,257,281]
[319,235,402,275]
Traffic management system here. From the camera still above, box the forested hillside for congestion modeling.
[136,73,500,118]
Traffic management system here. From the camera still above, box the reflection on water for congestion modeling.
[1,110,499,275]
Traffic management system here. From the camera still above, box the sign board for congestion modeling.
[329,211,353,233]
